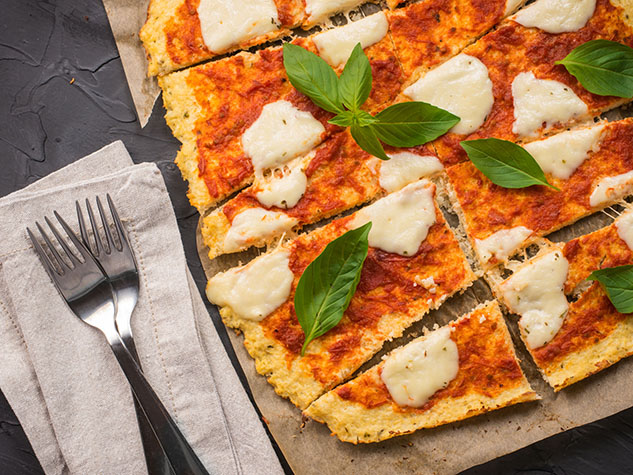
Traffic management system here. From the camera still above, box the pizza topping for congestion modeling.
[590,170,633,207]
[254,156,309,209]
[523,124,605,180]
[350,180,436,256]
[403,54,494,135]
[378,152,443,193]
[312,12,389,68]
[381,326,459,408]
[207,249,294,321]
[512,72,588,138]
[513,0,596,34]
[500,251,569,349]
[475,226,533,264]
[616,211,633,252]
[224,208,298,252]
[197,0,280,53]
[242,100,325,174]
[504,0,524,15]
[305,0,365,24]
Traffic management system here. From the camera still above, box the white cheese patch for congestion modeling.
[415,276,437,294]
[223,208,298,252]
[403,54,494,135]
[305,0,364,24]
[350,180,437,256]
[254,156,309,208]
[475,226,533,264]
[616,211,633,251]
[242,101,325,173]
[207,249,294,321]
[378,152,443,193]
[513,0,596,34]
[512,72,588,138]
[197,0,279,53]
[500,251,569,349]
[523,124,605,180]
[590,170,633,207]
[381,326,459,408]
[313,12,388,67]
[504,0,524,15]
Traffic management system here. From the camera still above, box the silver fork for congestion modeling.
[77,195,173,475]
[28,212,211,475]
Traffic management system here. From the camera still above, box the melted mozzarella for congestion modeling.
[223,208,298,252]
[512,72,588,138]
[475,226,533,264]
[379,152,443,193]
[403,54,494,135]
[590,170,633,207]
[197,0,279,53]
[305,0,364,23]
[254,156,308,208]
[381,327,459,408]
[500,251,569,349]
[505,0,524,15]
[616,211,633,251]
[242,101,325,173]
[513,0,596,34]
[523,124,604,180]
[313,12,388,67]
[207,249,294,321]
[350,180,437,256]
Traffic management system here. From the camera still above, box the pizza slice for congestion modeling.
[141,0,382,76]
[446,118,633,269]
[304,301,538,443]
[399,0,633,168]
[201,130,442,259]
[494,212,633,390]
[206,180,476,409]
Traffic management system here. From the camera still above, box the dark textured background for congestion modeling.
[1,0,633,473]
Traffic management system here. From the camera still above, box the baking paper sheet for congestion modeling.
[102,0,158,127]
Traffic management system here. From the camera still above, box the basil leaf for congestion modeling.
[461,138,559,191]
[329,110,355,127]
[283,43,343,114]
[353,110,378,126]
[588,265,633,313]
[295,222,372,355]
[350,124,390,160]
[371,102,460,147]
[556,40,633,98]
[338,43,373,112]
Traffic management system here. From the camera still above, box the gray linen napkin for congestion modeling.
[0,142,282,475]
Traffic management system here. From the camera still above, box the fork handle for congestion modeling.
[106,332,212,475]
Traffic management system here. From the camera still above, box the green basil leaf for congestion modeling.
[353,110,378,126]
[328,110,355,127]
[295,222,372,355]
[556,39,633,98]
[461,138,559,191]
[588,265,633,313]
[371,102,460,147]
[350,124,390,160]
[338,43,373,112]
[283,43,343,114]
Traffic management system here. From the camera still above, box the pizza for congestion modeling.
[305,301,537,443]
[495,209,633,390]
[206,180,476,409]
[446,118,633,269]
[399,0,633,168]
[140,0,382,76]
[200,130,441,259]
[159,0,522,213]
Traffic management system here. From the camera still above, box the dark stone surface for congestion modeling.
[1,0,632,473]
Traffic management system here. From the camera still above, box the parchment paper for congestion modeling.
[196,105,633,473]
[102,0,158,127]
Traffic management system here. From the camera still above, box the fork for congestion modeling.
[76,195,174,475]
[27,212,211,475]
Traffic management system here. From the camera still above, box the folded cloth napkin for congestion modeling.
[0,141,283,475]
